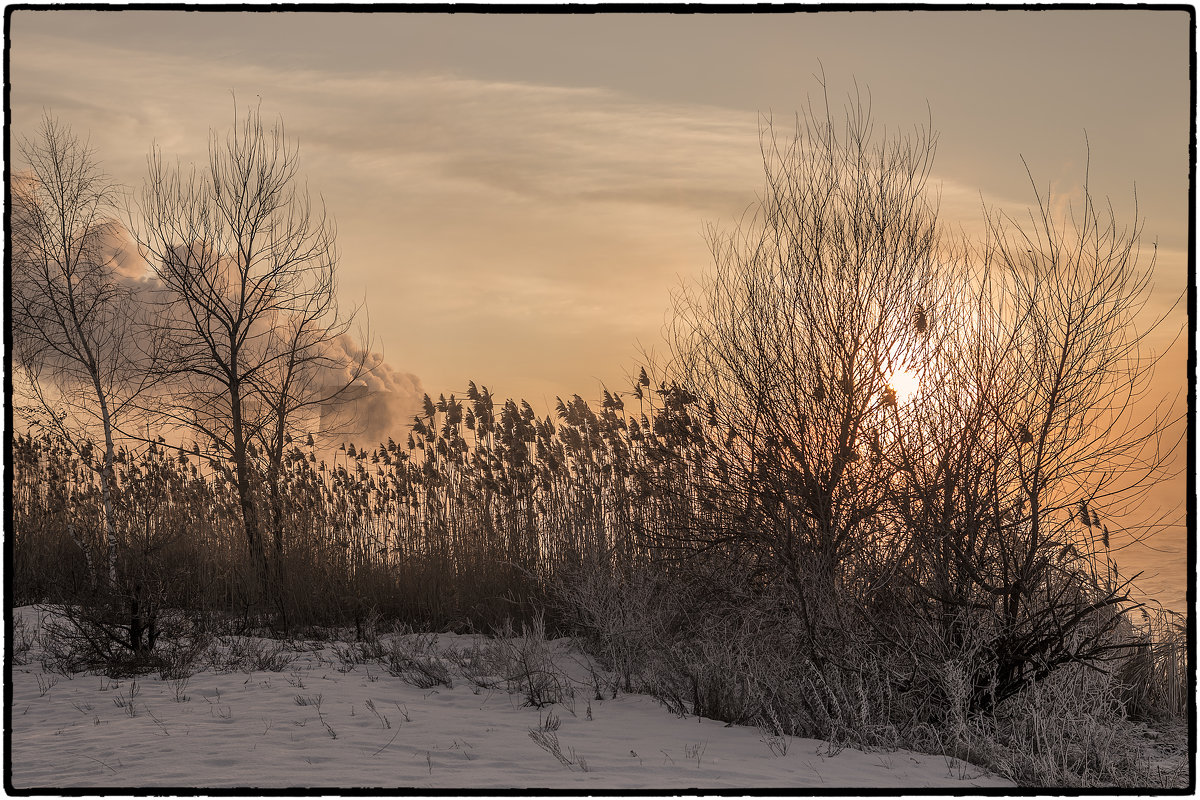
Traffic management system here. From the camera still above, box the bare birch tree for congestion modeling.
[11,113,141,588]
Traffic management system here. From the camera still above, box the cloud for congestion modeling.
[132,245,427,447]
[103,224,153,282]
[317,334,425,449]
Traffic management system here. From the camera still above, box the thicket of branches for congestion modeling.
[9,94,1186,785]
[645,92,1186,775]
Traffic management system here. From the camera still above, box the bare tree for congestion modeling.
[667,86,954,656]
[10,113,142,588]
[889,157,1185,712]
[665,82,1181,720]
[131,103,366,607]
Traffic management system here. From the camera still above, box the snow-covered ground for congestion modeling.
[9,606,1012,791]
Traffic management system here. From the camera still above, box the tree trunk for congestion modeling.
[93,373,120,587]
[230,383,269,604]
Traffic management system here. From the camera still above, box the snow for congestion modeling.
[9,606,1012,791]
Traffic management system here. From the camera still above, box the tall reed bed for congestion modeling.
[11,374,715,632]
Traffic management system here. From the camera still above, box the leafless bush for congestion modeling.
[552,560,680,695]
[930,659,1188,788]
[12,614,38,665]
[169,677,191,703]
[528,728,589,772]
[383,633,453,689]
[208,635,296,673]
[490,614,566,707]
[35,672,59,697]
[442,641,508,691]
[152,610,216,680]
[111,680,140,718]
[38,596,205,678]
[645,628,758,725]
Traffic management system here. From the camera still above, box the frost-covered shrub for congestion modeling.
[928,659,1188,788]
[551,560,683,695]
[489,613,567,707]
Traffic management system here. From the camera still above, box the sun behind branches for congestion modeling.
[887,367,921,404]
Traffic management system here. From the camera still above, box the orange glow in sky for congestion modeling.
[8,9,1189,611]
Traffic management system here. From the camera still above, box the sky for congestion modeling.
[7,8,1191,609]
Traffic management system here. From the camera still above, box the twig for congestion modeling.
[371,727,402,757]
[84,754,118,774]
